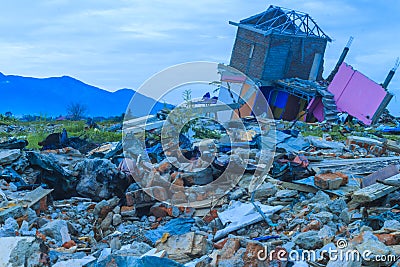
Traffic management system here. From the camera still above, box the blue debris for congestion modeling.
[84,255,184,267]
[377,124,400,134]
[252,235,280,241]
[144,218,194,244]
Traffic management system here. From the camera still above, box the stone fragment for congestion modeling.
[253,182,277,199]
[112,214,122,226]
[100,212,113,231]
[156,232,209,263]
[0,236,49,267]
[39,219,71,245]
[293,231,323,250]
[276,189,297,198]
[382,220,400,230]
[0,149,20,165]
[310,211,334,224]
[120,206,136,217]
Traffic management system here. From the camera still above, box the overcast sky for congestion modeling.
[1,0,399,115]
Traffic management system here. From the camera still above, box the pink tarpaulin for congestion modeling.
[327,63,388,125]
[307,96,324,122]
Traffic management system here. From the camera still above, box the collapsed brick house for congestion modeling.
[227,5,394,124]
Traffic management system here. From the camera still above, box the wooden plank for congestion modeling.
[124,103,241,134]
[187,197,227,209]
[361,164,400,188]
[268,178,318,193]
[310,157,400,168]
[280,181,318,193]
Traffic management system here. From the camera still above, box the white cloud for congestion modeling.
[0,0,399,114]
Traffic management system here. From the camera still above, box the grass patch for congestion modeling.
[21,120,122,149]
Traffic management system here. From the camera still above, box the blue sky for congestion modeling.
[1,0,399,116]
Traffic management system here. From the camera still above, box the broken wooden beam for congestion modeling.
[268,178,318,194]
[361,164,400,188]
[349,173,400,208]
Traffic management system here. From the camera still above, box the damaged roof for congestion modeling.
[230,5,332,41]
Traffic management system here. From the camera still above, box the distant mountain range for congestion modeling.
[0,72,166,118]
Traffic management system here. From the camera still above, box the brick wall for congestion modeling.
[229,27,328,81]
[285,36,327,80]
[229,27,269,79]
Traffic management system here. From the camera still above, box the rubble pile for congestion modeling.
[0,118,400,267]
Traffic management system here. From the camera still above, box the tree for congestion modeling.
[66,102,87,120]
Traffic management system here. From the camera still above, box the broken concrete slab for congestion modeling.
[22,186,54,209]
[0,205,25,224]
[39,219,72,245]
[350,173,400,208]
[214,201,283,241]
[293,230,324,250]
[0,236,49,266]
[156,232,209,263]
[0,149,20,165]
[0,138,28,149]
[75,158,130,201]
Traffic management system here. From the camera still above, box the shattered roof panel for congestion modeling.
[232,5,331,41]
[273,78,325,98]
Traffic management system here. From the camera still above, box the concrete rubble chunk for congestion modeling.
[214,201,283,241]
[275,189,298,198]
[75,158,129,201]
[156,232,209,263]
[100,212,113,231]
[126,241,153,255]
[39,219,71,245]
[310,211,334,224]
[0,217,19,237]
[0,236,49,266]
[356,237,396,265]
[382,219,400,230]
[112,214,122,226]
[0,149,20,165]
[253,182,277,199]
[293,230,324,250]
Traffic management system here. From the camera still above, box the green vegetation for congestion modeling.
[1,119,122,150]
[0,114,18,125]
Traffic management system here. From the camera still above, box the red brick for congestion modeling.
[315,172,348,189]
